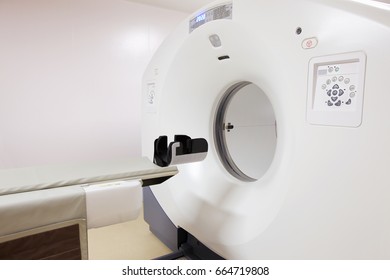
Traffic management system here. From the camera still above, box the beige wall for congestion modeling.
[0,0,187,168]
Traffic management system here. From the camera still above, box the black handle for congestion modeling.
[153,135,208,167]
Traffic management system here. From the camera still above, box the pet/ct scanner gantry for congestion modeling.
[142,0,390,259]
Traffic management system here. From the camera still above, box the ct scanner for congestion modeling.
[142,0,390,259]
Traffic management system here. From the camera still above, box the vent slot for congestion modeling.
[218,55,230,61]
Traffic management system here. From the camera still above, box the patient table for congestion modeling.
[0,158,177,260]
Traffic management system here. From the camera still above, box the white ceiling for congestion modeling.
[127,0,216,13]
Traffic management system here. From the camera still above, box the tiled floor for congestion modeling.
[87,206,172,260]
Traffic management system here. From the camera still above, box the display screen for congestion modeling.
[318,69,328,76]
[196,13,206,23]
[189,3,232,33]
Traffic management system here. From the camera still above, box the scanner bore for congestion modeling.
[214,82,277,182]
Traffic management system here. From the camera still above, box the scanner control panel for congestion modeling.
[307,52,366,127]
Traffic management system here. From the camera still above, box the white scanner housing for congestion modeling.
[142,0,390,259]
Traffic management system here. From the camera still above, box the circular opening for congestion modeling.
[214,82,277,182]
